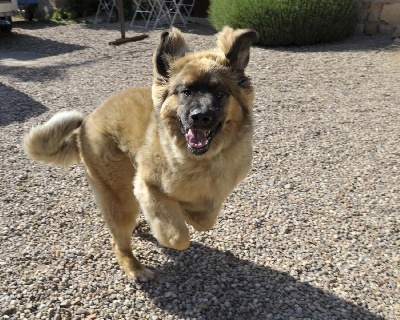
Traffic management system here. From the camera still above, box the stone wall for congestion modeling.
[356,0,400,36]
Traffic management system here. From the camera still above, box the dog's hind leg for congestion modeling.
[85,159,153,282]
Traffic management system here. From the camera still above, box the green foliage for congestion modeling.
[67,0,133,20]
[52,0,133,22]
[66,0,99,18]
[51,8,74,21]
[208,0,357,46]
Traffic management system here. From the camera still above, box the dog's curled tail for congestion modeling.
[23,110,84,168]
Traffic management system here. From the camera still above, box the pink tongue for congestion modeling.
[185,129,208,148]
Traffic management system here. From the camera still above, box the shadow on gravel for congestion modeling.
[0,59,95,82]
[9,20,62,30]
[0,83,48,126]
[138,242,383,320]
[0,32,87,56]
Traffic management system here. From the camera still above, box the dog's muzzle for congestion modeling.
[179,108,222,155]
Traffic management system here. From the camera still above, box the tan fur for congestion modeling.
[23,27,258,281]
[23,110,84,167]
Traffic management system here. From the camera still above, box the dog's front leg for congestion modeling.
[184,204,222,232]
[135,178,190,250]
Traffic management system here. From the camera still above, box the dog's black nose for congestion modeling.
[189,108,215,128]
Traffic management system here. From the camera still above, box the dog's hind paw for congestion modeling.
[130,267,154,282]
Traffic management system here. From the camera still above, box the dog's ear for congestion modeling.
[153,27,189,78]
[217,27,259,72]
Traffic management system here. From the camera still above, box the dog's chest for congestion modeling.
[162,160,240,205]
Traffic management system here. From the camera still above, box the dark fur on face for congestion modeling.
[153,27,259,157]
[175,73,227,155]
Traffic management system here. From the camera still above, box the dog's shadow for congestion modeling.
[133,227,383,320]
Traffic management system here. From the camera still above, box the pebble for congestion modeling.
[75,309,88,315]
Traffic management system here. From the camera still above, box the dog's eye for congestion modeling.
[183,90,191,97]
[238,77,249,87]
[215,91,224,99]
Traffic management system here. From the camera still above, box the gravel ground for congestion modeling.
[0,19,399,320]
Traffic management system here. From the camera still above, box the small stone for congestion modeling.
[75,309,88,315]
[60,300,71,308]
[2,308,16,316]
[198,303,209,310]
[86,253,95,259]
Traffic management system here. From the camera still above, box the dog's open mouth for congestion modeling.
[180,122,222,155]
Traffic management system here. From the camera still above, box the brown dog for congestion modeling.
[23,27,258,281]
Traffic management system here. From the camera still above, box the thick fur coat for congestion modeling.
[23,27,258,281]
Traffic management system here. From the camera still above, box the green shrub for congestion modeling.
[208,0,356,46]
[52,0,133,21]
[51,8,73,21]
[66,0,99,18]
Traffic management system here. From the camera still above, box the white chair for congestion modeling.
[95,0,118,23]
[130,0,156,29]
[152,0,173,29]
[131,0,172,29]
[168,0,196,29]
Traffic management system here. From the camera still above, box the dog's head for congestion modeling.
[152,27,258,157]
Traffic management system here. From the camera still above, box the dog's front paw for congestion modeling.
[149,221,190,250]
[116,252,155,282]
[184,210,217,231]
[155,232,190,250]
[127,267,154,282]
